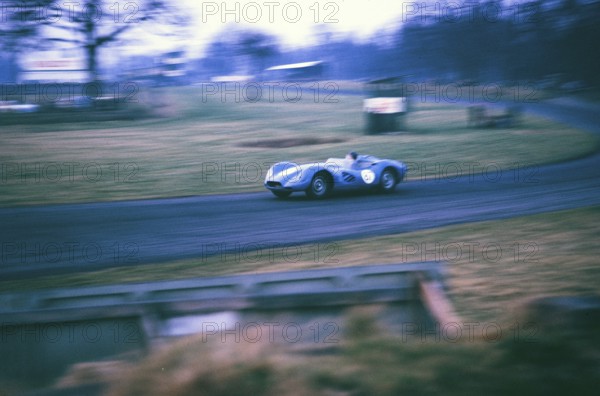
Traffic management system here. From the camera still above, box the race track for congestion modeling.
[1,101,599,280]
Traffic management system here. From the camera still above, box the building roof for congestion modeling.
[265,61,323,71]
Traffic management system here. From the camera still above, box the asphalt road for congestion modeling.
[1,100,599,280]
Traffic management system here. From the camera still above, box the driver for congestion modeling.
[344,151,358,169]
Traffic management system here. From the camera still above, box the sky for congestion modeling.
[119,0,410,57]
[119,0,529,58]
[25,0,528,64]
[17,0,409,68]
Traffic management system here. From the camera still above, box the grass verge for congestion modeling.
[1,85,597,206]
[3,205,599,325]
[2,206,598,395]
[45,303,598,396]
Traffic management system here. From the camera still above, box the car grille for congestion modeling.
[267,181,282,188]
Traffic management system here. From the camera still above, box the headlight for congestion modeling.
[282,168,302,183]
[265,167,274,180]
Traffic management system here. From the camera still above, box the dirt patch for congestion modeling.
[239,137,346,148]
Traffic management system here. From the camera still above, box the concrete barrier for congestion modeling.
[0,262,449,383]
[0,262,445,319]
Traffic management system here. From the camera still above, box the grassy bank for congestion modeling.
[0,85,597,206]
[3,183,598,395]
[4,206,599,326]
[44,301,598,396]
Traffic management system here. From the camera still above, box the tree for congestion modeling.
[203,27,279,78]
[1,0,186,82]
[0,1,56,51]
[0,1,57,82]
[236,31,279,77]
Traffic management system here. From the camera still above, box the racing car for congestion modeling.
[264,152,407,199]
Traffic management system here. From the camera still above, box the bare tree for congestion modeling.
[1,0,186,82]
[0,1,55,49]
[0,1,57,81]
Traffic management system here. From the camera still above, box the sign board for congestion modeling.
[363,97,407,114]
[18,51,88,83]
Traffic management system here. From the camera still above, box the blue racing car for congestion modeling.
[264,152,407,199]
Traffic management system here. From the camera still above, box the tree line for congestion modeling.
[1,0,598,88]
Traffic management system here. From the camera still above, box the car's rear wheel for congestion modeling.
[306,172,332,199]
[272,190,292,198]
[379,168,397,193]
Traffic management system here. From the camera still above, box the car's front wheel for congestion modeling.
[306,172,332,199]
[379,168,397,193]
[271,190,292,198]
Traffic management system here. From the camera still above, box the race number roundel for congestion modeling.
[361,170,376,184]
